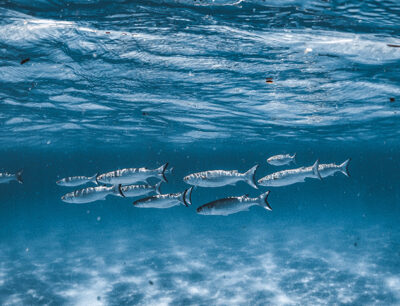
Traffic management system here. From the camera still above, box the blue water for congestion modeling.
[1,0,400,305]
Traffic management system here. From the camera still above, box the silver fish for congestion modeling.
[258,160,321,187]
[61,185,121,204]
[196,191,271,216]
[56,173,98,187]
[0,170,23,184]
[119,181,162,198]
[133,187,193,209]
[267,153,296,166]
[97,163,169,185]
[318,159,350,178]
[183,165,259,189]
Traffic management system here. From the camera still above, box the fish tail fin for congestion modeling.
[340,158,351,177]
[154,181,162,195]
[157,163,169,183]
[114,184,125,197]
[185,187,193,206]
[91,173,99,185]
[16,169,23,184]
[292,153,297,165]
[244,164,259,189]
[258,191,272,211]
[180,187,193,207]
[312,159,322,180]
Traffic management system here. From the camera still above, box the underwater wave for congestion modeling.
[0,0,399,147]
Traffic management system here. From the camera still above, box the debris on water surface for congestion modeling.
[142,112,149,116]
[149,280,154,285]
[390,97,395,103]
[97,296,101,301]
[105,31,110,34]
[304,47,313,54]
[387,44,400,48]
[266,77,273,84]
[20,58,30,65]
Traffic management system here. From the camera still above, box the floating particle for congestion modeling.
[142,112,149,116]
[46,140,51,145]
[97,296,101,301]
[149,280,154,285]
[86,210,90,214]
[354,242,358,247]
[304,47,313,54]
[20,58,30,65]
[105,31,110,34]
[25,248,29,252]
[390,97,395,102]
[97,216,101,221]
[387,44,400,48]
[266,77,273,84]
[93,53,97,58]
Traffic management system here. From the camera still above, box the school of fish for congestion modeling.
[1,154,350,216]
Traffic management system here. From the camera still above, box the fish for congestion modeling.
[318,159,350,178]
[196,191,271,216]
[97,163,169,185]
[267,153,296,166]
[0,170,23,184]
[258,160,321,187]
[61,185,122,204]
[183,165,259,189]
[119,181,162,198]
[56,174,98,187]
[133,187,193,209]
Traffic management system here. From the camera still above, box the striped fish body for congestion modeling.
[197,192,271,216]
[0,170,23,184]
[183,165,258,189]
[134,194,182,209]
[119,182,161,198]
[258,160,321,187]
[97,163,168,185]
[133,187,193,209]
[267,154,296,166]
[61,186,115,204]
[0,173,17,184]
[56,174,97,187]
[184,170,243,187]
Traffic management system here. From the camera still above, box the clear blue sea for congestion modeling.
[0,0,400,305]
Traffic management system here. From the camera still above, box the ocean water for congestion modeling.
[1,0,400,305]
